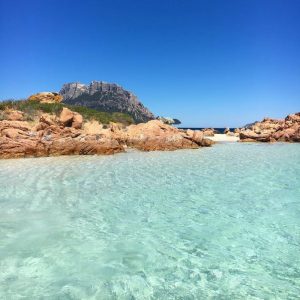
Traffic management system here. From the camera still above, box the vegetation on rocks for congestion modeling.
[0,99,134,125]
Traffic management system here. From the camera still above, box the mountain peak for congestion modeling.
[59,81,154,123]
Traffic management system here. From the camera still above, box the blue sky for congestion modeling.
[0,0,299,127]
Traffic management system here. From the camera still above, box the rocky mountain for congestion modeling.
[59,81,155,123]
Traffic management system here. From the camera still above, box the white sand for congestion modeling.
[205,134,240,142]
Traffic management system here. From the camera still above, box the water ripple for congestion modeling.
[0,144,300,299]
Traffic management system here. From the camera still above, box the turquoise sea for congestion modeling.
[0,143,300,299]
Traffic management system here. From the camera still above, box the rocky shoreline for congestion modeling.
[1,109,300,159]
[238,113,300,143]
[0,92,299,159]
[0,107,213,159]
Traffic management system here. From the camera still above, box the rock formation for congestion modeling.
[59,81,155,123]
[224,127,230,134]
[59,107,83,129]
[122,121,213,151]
[202,128,215,136]
[239,113,300,142]
[0,109,213,159]
[157,116,181,125]
[0,115,123,159]
[1,109,24,121]
[28,92,63,103]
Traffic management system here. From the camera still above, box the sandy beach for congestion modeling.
[205,134,240,142]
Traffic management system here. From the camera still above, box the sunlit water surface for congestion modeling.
[0,143,300,299]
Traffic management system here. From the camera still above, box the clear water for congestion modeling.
[0,143,300,299]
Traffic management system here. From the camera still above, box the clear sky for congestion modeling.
[0,0,299,127]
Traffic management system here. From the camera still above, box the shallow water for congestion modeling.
[0,143,300,299]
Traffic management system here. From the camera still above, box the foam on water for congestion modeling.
[0,143,300,299]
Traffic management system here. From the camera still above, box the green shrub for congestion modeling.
[0,100,134,125]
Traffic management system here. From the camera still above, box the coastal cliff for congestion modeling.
[60,81,155,123]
